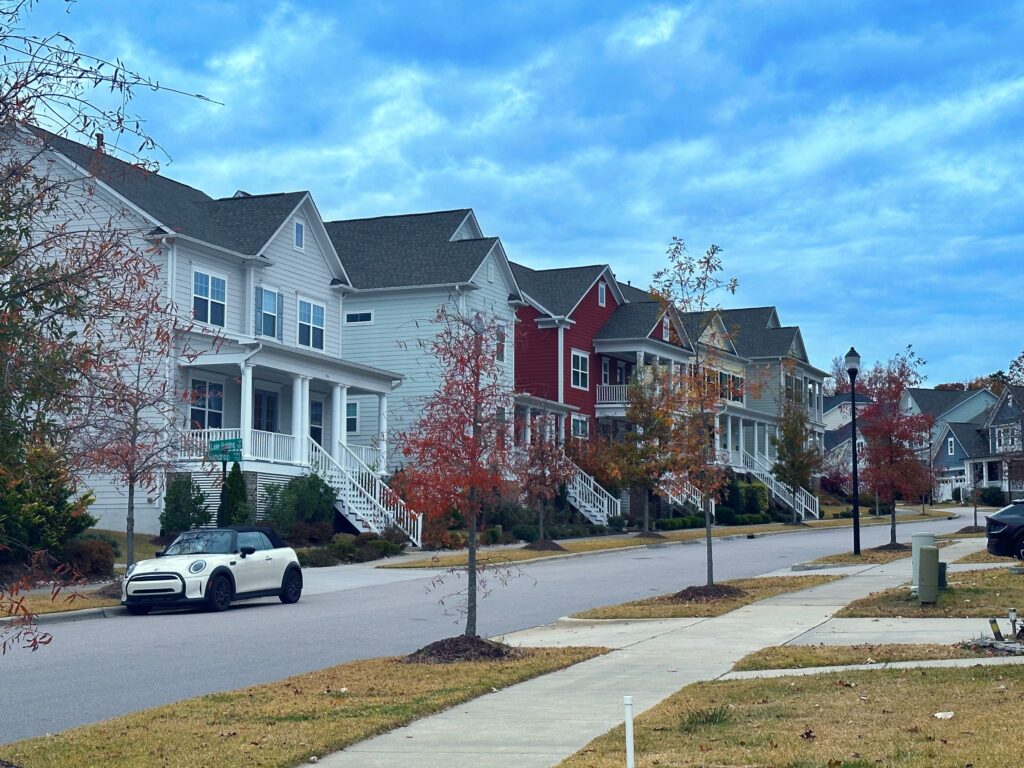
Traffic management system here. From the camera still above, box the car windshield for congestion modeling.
[164,530,234,556]
[992,503,1024,519]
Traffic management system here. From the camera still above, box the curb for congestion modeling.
[790,562,865,572]
[1,605,125,628]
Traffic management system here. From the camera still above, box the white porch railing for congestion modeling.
[564,455,620,526]
[663,477,715,521]
[309,438,422,546]
[179,428,242,460]
[250,429,296,463]
[596,384,628,405]
[346,443,380,470]
[742,451,819,519]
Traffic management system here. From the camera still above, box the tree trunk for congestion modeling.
[465,502,478,638]
[126,480,136,567]
[889,492,897,546]
[705,497,714,587]
[642,490,650,533]
[538,502,545,541]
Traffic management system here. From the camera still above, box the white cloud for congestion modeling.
[607,6,683,50]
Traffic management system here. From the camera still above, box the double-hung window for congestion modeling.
[662,315,670,341]
[598,281,606,307]
[947,437,955,456]
[294,219,305,250]
[601,358,610,385]
[571,414,590,439]
[496,323,507,363]
[298,298,325,350]
[193,270,226,327]
[256,286,283,339]
[190,379,223,429]
[346,402,359,434]
[571,350,589,390]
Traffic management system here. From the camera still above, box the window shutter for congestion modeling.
[276,292,285,341]
[254,286,263,336]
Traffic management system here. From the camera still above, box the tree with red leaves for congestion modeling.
[396,307,515,638]
[652,237,738,588]
[859,346,934,547]
[516,428,575,544]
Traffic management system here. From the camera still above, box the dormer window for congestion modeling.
[598,282,607,307]
[294,220,305,250]
[947,437,955,456]
[662,315,670,341]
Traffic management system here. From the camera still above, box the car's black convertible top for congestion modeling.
[222,525,288,549]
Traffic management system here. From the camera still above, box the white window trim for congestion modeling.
[496,322,508,364]
[662,315,670,341]
[571,414,590,439]
[346,401,360,435]
[344,309,375,325]
[570,349,590,391]
[601,358,609,385]
[293,219,305,251]
[296,295,327,350]
[598,281,606,307]
[259,284,280,338]
[191,267,228,329]
[947,437,955,456]
[189,377,225,430]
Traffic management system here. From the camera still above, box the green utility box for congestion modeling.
[918,546,939,605]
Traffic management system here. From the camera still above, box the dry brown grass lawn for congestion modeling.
[732,642,989,671]
[810,540,951,566]
[385,513,949,570]
[571,575,839,620]
[955,548,1013,564]
[838,567,1024,618]
[0,647,603,768]
[558,664,1024,768]
[16,591,120,616]
[88,527,162,562]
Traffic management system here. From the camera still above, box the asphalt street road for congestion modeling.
[0,514,968,744]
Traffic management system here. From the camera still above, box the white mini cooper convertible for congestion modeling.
[121,526,303,615]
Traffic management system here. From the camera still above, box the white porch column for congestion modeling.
[764,423,771,460]
[300,376,311,464]
[714,414,721,454]
[377,393,388,471]
[726,415,733,460]
[291,374,304,463]
[332,383,346,461]
[557,414,566,444]
[738,418,745,458]
[525,408,533,445]
[240,363,253,460]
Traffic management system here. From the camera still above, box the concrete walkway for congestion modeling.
[319,537,1004,767]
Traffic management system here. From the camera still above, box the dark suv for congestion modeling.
[986,501,1024,559]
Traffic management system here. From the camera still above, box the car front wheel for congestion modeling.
[279,569,302,604]
[207,575,232,612]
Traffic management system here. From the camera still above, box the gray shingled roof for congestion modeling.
[906,388,976,418]
[946,422,989,458]
[617,281,654,303]
[510,262,608,317]
[32,128,309,256]
[719,307,805,360]
[324,211,496,289]
[823,392,872,413]
[824,422,855,452]
[595,302,688,348]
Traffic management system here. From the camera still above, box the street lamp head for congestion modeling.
[845,346,860,381]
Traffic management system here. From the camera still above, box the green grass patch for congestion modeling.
[732,642,990,671]
[838,567,1024,618]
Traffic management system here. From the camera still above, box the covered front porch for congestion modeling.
[513,394,575,445]
[178,342,400,472]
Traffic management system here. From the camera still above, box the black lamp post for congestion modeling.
[846,346,861,555]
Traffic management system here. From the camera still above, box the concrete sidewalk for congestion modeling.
[319,537,998,767]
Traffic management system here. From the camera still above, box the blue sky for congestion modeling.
[25,1,1024,383]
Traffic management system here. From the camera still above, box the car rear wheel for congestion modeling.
[126,605,151,616]
[279,569,302,604]
[1016,536,1024,561]
[207,575,232,612]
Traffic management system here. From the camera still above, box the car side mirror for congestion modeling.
[240,546,256,558]
[155,550,164,558]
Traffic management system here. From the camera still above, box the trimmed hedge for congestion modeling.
[655,516,704,531]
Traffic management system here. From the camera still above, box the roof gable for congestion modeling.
[509,263,624,318]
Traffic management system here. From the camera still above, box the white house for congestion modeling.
[28,129,419,543]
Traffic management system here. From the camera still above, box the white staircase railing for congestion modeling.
[742,451,819,519]
[308,438,422,546]
[663,477,716,521]
[564,456,620,526]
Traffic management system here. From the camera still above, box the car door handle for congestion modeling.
[264,556,273,561]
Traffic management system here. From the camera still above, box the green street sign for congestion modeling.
[207,438,242,463]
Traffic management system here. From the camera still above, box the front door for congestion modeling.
[253,389,278,432]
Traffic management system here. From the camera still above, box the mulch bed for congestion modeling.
[522,540,568,552]
[1,759,25,768]
[957,525,986,534]
[93,581,123,599]
[404,635,523,664]
[670,584,747,602]
[871,542,911,552]
[634,531,667,539]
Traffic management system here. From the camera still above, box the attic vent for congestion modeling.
[233,190,251,198]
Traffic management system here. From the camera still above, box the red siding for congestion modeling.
[563,278,620,423]
[514,304,558,402]
[647,313,686,348]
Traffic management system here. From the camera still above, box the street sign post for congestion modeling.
[206,438,242,524]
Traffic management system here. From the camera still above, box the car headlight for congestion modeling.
[126,563,136,578]
[189,560,207,574]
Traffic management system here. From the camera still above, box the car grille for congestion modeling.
[126,572,184,598]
